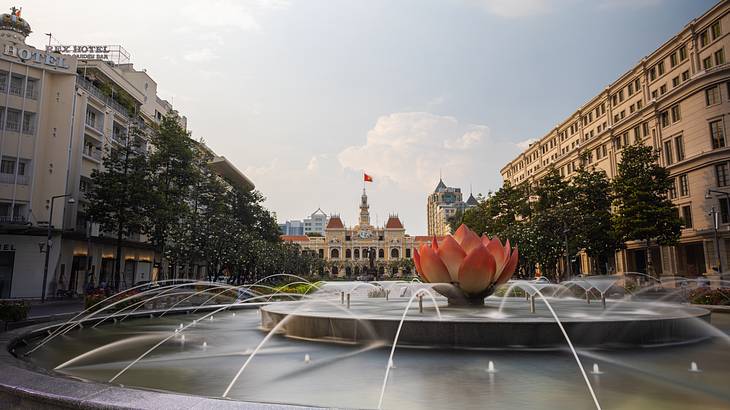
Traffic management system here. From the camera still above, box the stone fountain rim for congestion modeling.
[0,303,321,410]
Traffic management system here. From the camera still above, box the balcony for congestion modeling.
[0,173,28,185]
[82,145,103,161]
[76,75,133,119]
[0,215,26,224]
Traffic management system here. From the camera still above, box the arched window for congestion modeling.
[345,249,352,258]
[331,248,340,259]
[378,249,384,258]
[390,248,399,258]
[354,249,360,259]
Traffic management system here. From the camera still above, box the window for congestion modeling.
[700,30,709,47]
[682,70,690,81]
[670,52,678,67]
[628,83,633,95]
[25,78,38,99]
[658,61,665,76]
[660,110,670,128]
[637,100,643,110]
[703,56,713,70]
[4,109,20,132]
[706,85,720,105]
[720,198,730,224]
[85,110,96,128]
[679,174,689,196]
[651,90,658,99]
[715,48,725,65]
[668,178,677,199]
[681,205,693,228]
[710,119,726,149]
[635,78,640,92]
[671,105,681,123]
[716,163,729,187]
[660,84,667,95]
[672,76,680,87]
[675,135,685,161]
[649,67,656,81]
[0,158,24,175]
[9,75,23,96]
[0,71,7,92]
[664,140,674,165]
[679,45,687,61]
[711,20,722,40]
[643,122,649,137]
[21,112,35,134]
[633,125,641,141]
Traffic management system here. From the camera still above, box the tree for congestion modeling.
[612,143,682,274]
[86,126,149,290]
[146,113,197,278]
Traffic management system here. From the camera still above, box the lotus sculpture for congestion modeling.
[414,224,519,305]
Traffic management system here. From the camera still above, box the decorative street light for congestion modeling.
[40,194,75,303]
[705,189,729,275]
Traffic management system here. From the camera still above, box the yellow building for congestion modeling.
[500,0,730,277]
[426,178,478,236]
[284,188,439,278]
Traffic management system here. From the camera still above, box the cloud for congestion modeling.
[474,0,550,18]
[183,48,218,62]
[179,0,290,31]
[337,112,503,192]
[306,156,319,172]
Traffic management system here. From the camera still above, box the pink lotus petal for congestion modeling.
[438,236,466,282]
[486,237,507,273]
[495,247,519,285]
[453,224,470,246]
[458,245,496,294]
[481,234,491,247]
[420,245,452,283]
[460,228,482,255]
[431,236,439,251]
[413,248,428,283]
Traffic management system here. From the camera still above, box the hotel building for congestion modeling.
[0,12,252,298]
[426,178,478,236]
[500,0,730,277]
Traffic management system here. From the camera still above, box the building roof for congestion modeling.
[281,235,309,242]
[311,207,327,217]
[207,156,255,191]
[434,178,447,192]
[326,216,345,229]
[466,193,479,206]
[385,215,404,229]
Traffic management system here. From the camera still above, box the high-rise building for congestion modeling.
[500,0,730,277]
[0,12,253,298]
[426,178,478,236]
[303,208,327,236]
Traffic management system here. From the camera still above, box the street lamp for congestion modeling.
[40,194,75,303]
[705,189,729,275]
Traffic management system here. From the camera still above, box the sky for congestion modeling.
[21,0,717,234]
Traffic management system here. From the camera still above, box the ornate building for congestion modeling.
[283,189,438,277]
[427,178,478,236]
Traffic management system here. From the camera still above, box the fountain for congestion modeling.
[1,228,728,409]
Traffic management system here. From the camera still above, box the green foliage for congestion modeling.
[87,126,150,290]
[689,288,730,305]
[0,300,29,321]
[612,143,681,274]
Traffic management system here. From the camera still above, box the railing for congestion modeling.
[0,173,28,185]
[0,215,26,224]
[76,75,133,118]
[83,146,103,160]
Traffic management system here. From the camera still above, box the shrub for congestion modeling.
[689,288,730,306]
[0,300,30,322]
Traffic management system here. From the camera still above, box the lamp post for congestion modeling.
[705,189,729,275]
[41,194,75,303]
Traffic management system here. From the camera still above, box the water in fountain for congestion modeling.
[15,278,730,410]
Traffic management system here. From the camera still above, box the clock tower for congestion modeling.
[359,188,370,227]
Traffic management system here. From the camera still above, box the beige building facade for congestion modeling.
[426,178,478,236]
[500,0,730,277]
[0,13,252,298]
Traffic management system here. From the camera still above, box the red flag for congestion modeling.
[363,173,373,182]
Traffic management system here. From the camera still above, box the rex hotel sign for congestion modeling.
[3,44,70,69]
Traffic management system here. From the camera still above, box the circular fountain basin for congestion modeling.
[260,297,711,348]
